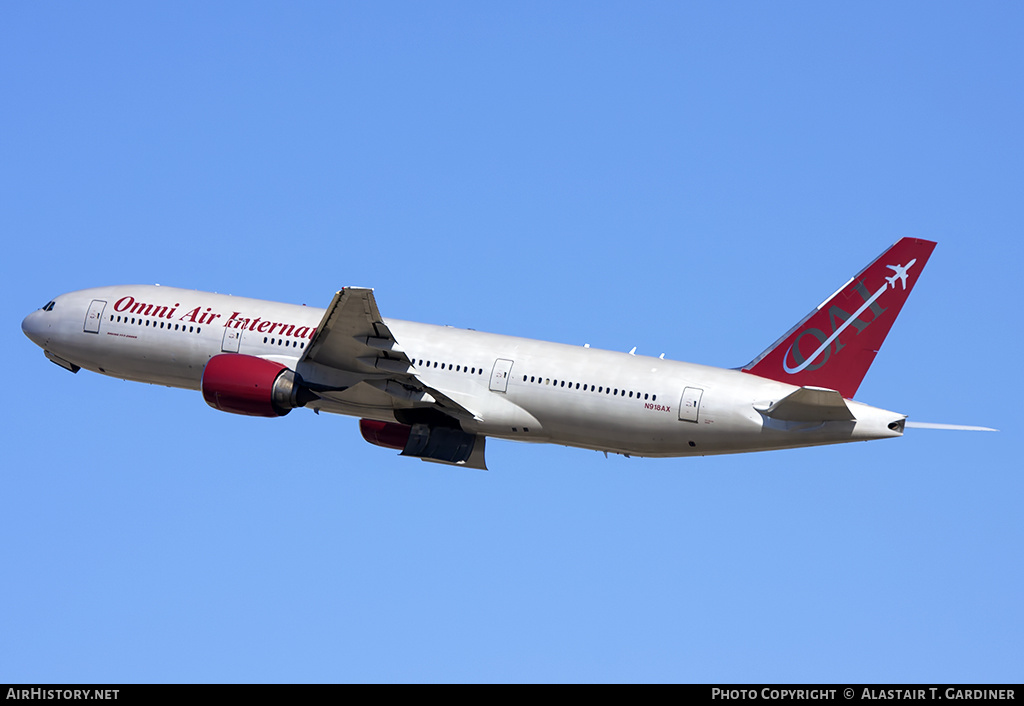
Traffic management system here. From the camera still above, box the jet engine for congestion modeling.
[201,353,312,417]
[359,419,479,464]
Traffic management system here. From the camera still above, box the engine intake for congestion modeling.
[202,354,310,417]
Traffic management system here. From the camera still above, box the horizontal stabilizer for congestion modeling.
[755,386,855,422]
[905,421,998,432]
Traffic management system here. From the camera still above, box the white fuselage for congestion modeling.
[22,285,905,458]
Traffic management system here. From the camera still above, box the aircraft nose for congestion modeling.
[22,309,48,348]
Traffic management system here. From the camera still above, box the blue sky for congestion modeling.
[2,3,1022,683]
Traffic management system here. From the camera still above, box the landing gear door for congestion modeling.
[222,328,241,353]
[84,300,106,334]
[489,358,514,393]
[679,387,703,423]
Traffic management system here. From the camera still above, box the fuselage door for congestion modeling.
[679,386,703,423]
[222,328,242,353]
[84,299,106,334]
[489,358,514,393]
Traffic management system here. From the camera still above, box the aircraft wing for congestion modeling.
[304,287,409,372]
[301,288,480,422]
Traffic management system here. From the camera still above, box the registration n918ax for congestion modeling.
[21,238,992,469]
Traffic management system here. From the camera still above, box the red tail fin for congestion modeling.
[742,238,937,399]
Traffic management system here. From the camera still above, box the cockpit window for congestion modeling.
[41,301,55,311]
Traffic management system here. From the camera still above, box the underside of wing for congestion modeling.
[298,288,486,467]
[303,287,409,373]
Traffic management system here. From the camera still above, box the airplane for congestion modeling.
[20,237,993,470]
[885,259,917,290]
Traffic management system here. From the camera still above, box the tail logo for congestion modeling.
[782,260,917,375]
[885,258,917,290]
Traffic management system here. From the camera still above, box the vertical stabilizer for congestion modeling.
[742,237,936,399]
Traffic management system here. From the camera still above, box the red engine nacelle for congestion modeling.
[359,419,413,450]
[201,354,303,417]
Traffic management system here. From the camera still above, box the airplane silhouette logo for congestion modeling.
[782,258,919,375]
[885,259,917,290]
